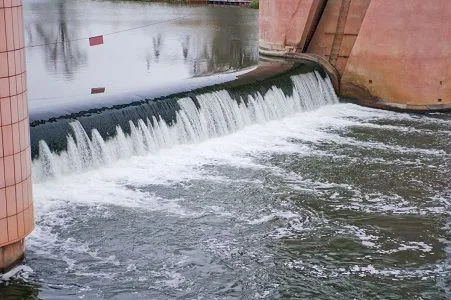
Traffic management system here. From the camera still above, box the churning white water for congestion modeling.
[33,72,338,180]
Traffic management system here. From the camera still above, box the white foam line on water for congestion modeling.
[0,265,34,282]
[348,107,451,127]
[336,224,381,248]
[356,122,451,136]
[380,241,433,254]
[267,165,447,218]
[285,260,450,280]
[247,210,301,225]
[290,123,450,156]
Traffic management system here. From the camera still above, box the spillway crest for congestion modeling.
[32,71,338,181]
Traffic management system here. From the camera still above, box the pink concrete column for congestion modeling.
[0,0,34,271]
[259,0,325,52]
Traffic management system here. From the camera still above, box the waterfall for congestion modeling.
[32,72,338,181]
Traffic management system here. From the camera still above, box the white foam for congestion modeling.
[380,241,433,254]
[155,270,186,289]
[247,211,300,225]
[340,225,380,248]
[0,265,33,282]
[285,261,450,280]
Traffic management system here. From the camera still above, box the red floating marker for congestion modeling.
[91,87,105,94]
[89,35,104,46]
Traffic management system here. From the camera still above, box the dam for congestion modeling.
[259,0,451,111]
[0,0,450,299]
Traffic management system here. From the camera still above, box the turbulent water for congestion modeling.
[1,72,450,299]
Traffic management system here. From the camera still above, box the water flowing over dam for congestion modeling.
[32,71,338,181]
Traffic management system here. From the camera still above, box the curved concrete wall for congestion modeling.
[0,0,34,271]
[259,0,451,111]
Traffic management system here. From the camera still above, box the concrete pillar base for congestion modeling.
[0,240,25,273]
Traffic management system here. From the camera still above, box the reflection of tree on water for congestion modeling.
[190,7,258,76]
[146,33,162,70]
[152,33,162,62]
[193,37,257,76]
[0,281,40,299]
[27,1,86,80]
[181,35,190,60]
[143,7,258,76]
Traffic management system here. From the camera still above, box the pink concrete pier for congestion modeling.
[0,0,34,272]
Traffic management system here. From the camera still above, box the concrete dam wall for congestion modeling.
[259,0,451,111]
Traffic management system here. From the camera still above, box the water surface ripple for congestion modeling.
[2,103,450,299]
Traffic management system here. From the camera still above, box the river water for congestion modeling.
[24,0,258,101]
[1,1,451,299]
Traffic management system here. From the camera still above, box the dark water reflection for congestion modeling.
[24,0,258,101]
[29,1,87,81]
[0,282,39,300]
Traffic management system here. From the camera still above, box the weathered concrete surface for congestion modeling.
[259,0,451,111]
[307,0,371,74]
[341,0,451,110]
[306,0,341,61]
[0,239,24,272]
[259,0,325,52]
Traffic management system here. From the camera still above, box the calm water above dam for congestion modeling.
[24,0,259,102]
[1,1,450,299]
